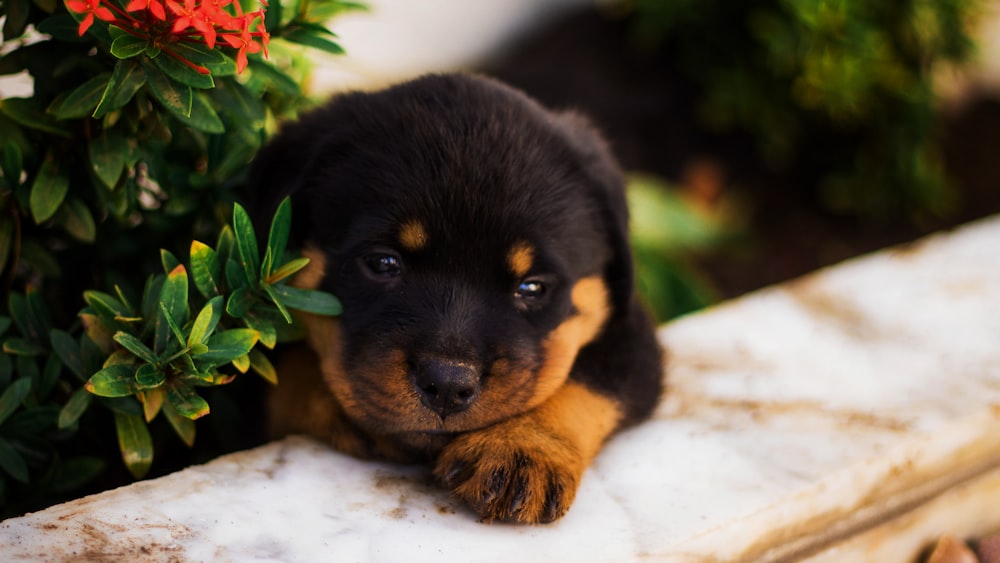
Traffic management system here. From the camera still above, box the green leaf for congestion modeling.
[204,53,238,77]
[2,405,58,436]
[195,328,259,367]
[38,355,61,400]
[282,28,345,55]
[190,241,222,298]
[1,142,23,187]
[268,284,342,316]
[153,49,214,89]
[159,302,186,351]
[135,363,165,387]
[2,338,45,356]
[9,293,36,342]
[267,257,310,284]
[50,329,83,379]
[143,60,193,119]
[35,14,89,43]
[25,287,52,336]
[155,265,189,353]
[113,411,153,479]
[50,73,111,120]
[216,225,235,265]
[263,197,292,278]
[165,383,210,420]
[187,296,223,349]
[262,284,292,324]
[287,21,339,37]
[225,258,250,293]
[88,128,128,189]
[225,287,254,319]
[81,313,114,355]
[59,197,97,243]
[58,387,93,429]
[94,59,145,118]
[160,249,181,274]
[83,290,131,333]
[141,275,165,322]
[0,438,28,483]
[30,155,70,223]
[0,377,31,426]
[232,202,260,287]
[100,396,143,417]
[3,0,31,39]
[175,92,225,134]
[140,387,163,422]
[110,34,149,59]
[247,58,300,97]
[248,349,277,384]
[232,353,250,373]
[169,41,225,65]
[0,98,72,137]
[214,77,266,125]
[85,364,139,397]
[242,315,276,349]
[113,332,158,365]
[162,401,195,446]
[15,357,38,399]
[20,240,60,277]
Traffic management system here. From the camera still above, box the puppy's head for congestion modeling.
[250,74,634,446]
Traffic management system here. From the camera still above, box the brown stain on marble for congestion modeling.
[660,388,912,433]
[786,276,876,339]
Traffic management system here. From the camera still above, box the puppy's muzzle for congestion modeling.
[414,359,480,419]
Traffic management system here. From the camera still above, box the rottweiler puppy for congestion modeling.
[249,73,664,524]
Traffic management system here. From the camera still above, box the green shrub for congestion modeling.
[631,0,979,220]
[0,0,360,516]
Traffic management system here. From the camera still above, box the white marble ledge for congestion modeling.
[3,215,1000,562]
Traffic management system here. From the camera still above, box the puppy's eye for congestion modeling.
[514,278,547,304]
[360,252,402,281]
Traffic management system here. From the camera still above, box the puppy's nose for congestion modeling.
[414,360,480,418]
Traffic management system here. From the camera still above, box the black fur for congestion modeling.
[248,73,664,522]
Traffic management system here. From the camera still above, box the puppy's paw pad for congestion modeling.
[434,429,581,523]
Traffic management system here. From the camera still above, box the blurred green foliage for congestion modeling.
[631,0,979,220]
[628,175,744,321]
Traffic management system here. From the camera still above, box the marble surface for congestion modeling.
[3,215,1000,561]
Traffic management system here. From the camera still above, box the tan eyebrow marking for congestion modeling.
[399,220,429,251]
[507,241,535,278]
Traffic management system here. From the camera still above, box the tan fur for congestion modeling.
[527,276,610,408]
[399,220,429,251]
[434,381,621,523]
[267,345,374,458]
[506,241,535,278]
[292,245,327,291]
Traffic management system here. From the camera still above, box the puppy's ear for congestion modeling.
[244,110,329,246]
[246,94,374,250]
[555,111,635,316]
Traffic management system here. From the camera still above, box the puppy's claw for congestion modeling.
[541,481,567,523]
[441,460,471,487]
[507,475,528,516]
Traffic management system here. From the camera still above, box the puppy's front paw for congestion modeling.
[434,418,584,524]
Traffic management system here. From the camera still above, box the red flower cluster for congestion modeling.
[65,0,270,73]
